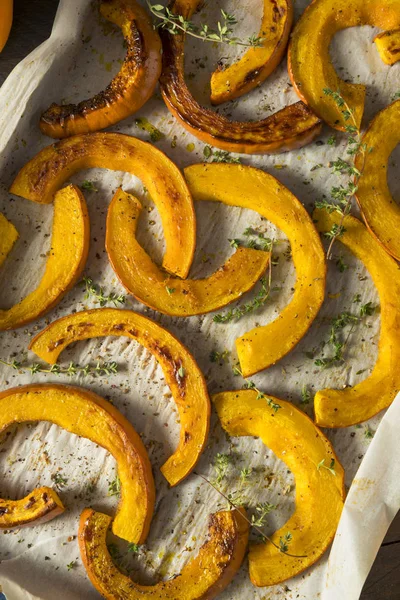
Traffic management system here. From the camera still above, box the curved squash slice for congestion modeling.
[214,389,345,587]
[0,487,65,530]
[29,308,210,486]
[374,28,400,65]
[288,0,400,130]
[355,100,400,260]
[313,208,400,427]
[40,0,162,138]
[0,184,89,331]
[10,132,195,279]
[0,384,155,543]
[160,1,321,154]
[79,507,248,600]
[210,0,293,105]
[184,163,326,377]
[0,213,18,268]
[106,188,270,316]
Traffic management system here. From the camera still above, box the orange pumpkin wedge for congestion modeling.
[40,0,162,138]
[106,188,270,316]
[29,308,210,486]
[184,163,326,377]
[0,384,155,543]
[313,208,400,427]
[0,213,18,268]
[210,0,293,105]
[79,507,248,600]
[159,0,321,154]
[288,0,400,131]
[0,185,89,331]
[374,28,400,65]
[10,132,195,279]
[355,100,400,261]
[214,389,345,586]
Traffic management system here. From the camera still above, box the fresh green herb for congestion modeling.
[108,475,121,497]
[82,277,125,307]
[233,365,281,412]
[279,532,293,553]
[360,302,374,317]
[148,3,264,48]
[203,146,241,163]
[300,384,311,405]
[310,163,323,171]
[209,349,230,364]
[317,89,372,258]
[392,91,400,101]
[0,358,118,378]
[165,286,176,295]
[251,502,277,527]
[135,117,164,142]
[317,458,336,476]
[364,425,375,439]
[51,473,68,488]
[335,255,349,273]
[327,135,336,146]
[66,561,76,571]
[212,453,231,486]
[228,238,241,249]
[213,274,275,324]
[128,543,141,553]
[81,180,98,192]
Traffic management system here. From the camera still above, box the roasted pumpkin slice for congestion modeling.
[210,0,293,105]
[0,185,89,330]
[355,100,400,260]
[106,188,270,315]
[0,213,18,268]
[313,208,400,427]
[10,132,195,279]
[79,507,248,600]
[0,384,155,543]
[40,0,162,138]
[159,0,321,154]
[184,163,326,376]
[214,389,345,586]
[374,28,400,65]
[29,308,210,486]
[288,0,400,130]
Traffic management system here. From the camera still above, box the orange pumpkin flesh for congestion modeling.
[29,308,211,487]
[10,132,196,279]
[40,0,162,138]
[374,28,400,65]
[0,212,18,268]
[79,507,249,600]
[160,0,321,154]
[106,188,270,316]
[0,384,155,544]
[210,0,293,105]
[0,184,89,331]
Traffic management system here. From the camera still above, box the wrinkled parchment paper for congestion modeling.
[0,0,399,598]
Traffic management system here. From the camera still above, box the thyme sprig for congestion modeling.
[195,472,303,558]
[233,365,281,412]
[203,146,242,163]
[314,303,375,368]
[82,277,125,307]
[148,3,264,48]
[315,88,372,259]
[0,358,118,377]
[317,458,336,476]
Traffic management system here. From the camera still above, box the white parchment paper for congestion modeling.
[0,0,399,598]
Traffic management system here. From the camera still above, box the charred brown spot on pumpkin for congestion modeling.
[0,507,9,516]
[112,323,126,331]
[24,497,37,509]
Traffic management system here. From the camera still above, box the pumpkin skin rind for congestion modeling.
[0,213,18,268]
[9,132,196,279]
[288,0,400,130]
[159,0,321,154]
[213,389,345,587]
[355,100,400,261]
[40,0,162,138]
[313,208,400,427]
[374,28,400,64]
[210,0,293,105]
[184,163,326,376]
[106,187,270,316]
[0,184,89,331]
[79,507,249,600]
[0,384,155,543]
[29,308,211,487]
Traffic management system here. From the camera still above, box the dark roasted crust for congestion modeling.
[159,1,321,154]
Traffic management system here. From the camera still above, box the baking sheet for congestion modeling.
[0,0,399,598]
